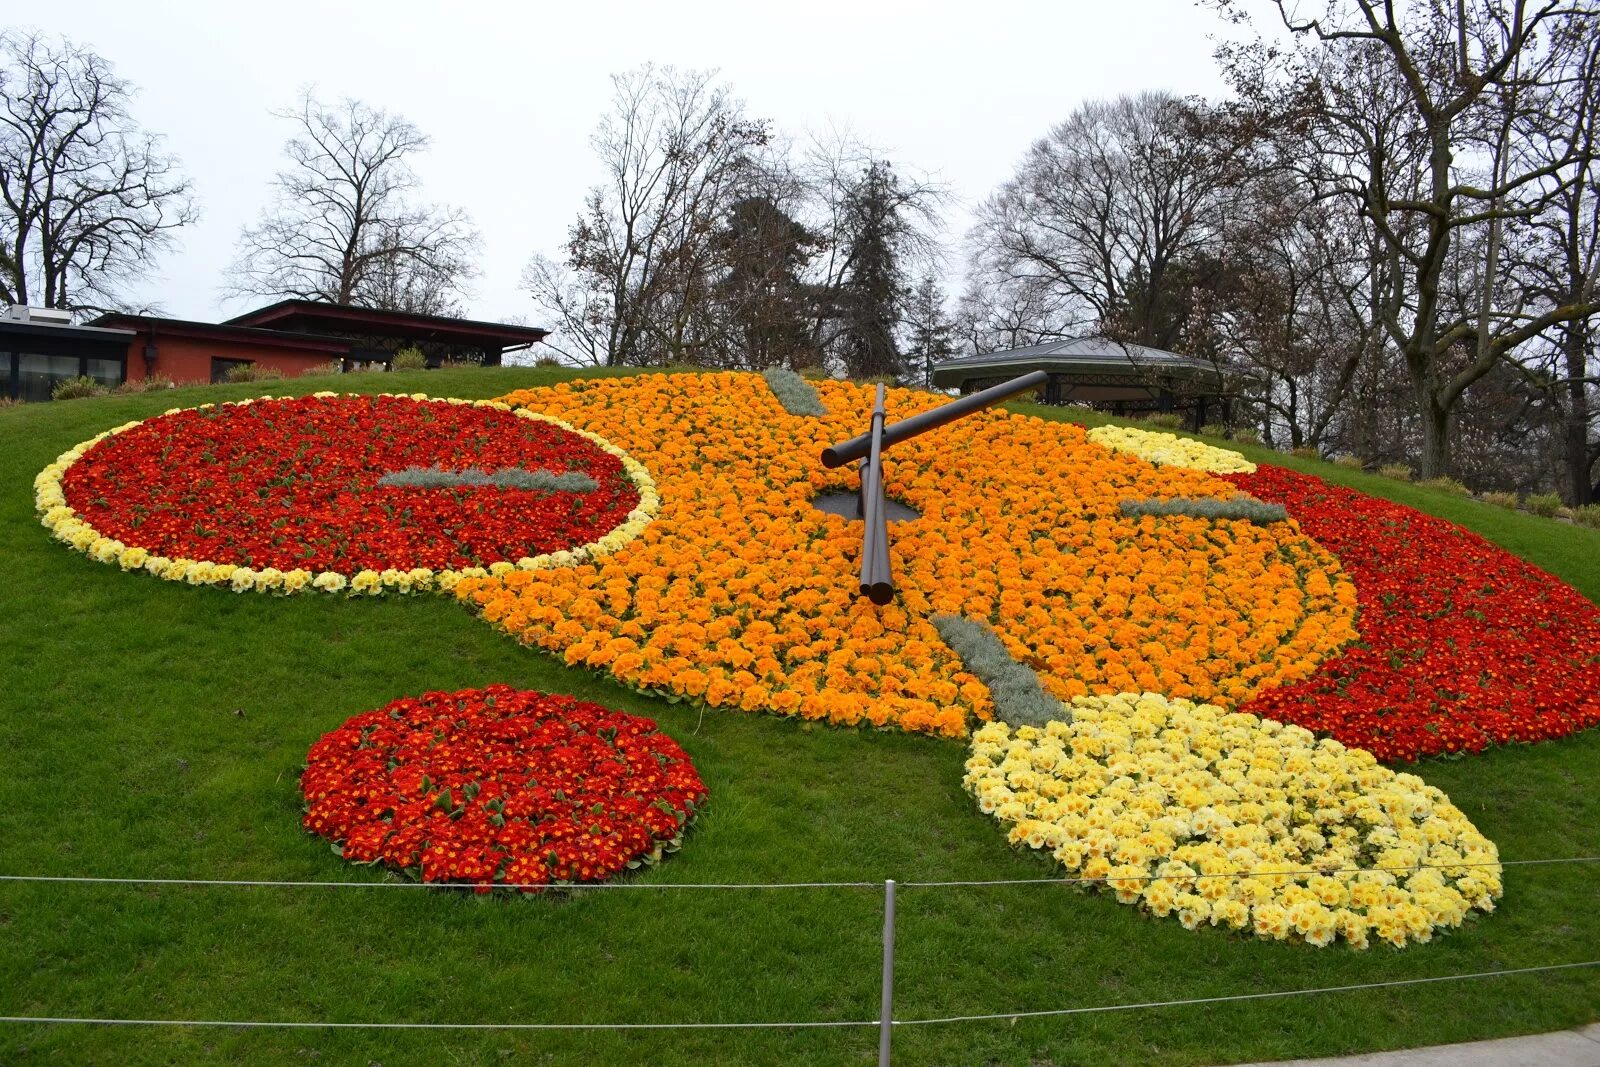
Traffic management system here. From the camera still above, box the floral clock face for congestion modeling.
[36,392,659,593]
[458,374,1359,737]
[37,373,1600,935]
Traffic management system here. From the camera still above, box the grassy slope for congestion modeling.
[0,370,1595,1066]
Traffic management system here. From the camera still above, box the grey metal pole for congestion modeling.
[821,370,1048,468]
[878,878,896,1067]
[859,384,894,604]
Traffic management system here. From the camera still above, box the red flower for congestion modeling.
[1230,465,1600,761]
[301,686,707,889]
[62,395,641,574]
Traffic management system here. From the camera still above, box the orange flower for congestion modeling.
[454,373,1357,736]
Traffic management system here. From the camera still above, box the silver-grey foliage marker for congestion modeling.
[931,615,1070,729]
[1119,494,1287,525]
[377,466,598,492]
[761,367,827,416]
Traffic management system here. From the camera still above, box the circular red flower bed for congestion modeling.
[59,394,643,574]
[302,685,707,889]
[1230,464,1600,762]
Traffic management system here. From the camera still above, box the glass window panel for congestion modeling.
[1,353,13,399]
[85,357,123,387]
[211,357,253,383]
[17,352,81,403]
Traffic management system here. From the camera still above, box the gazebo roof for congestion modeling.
[931,337,1219,390]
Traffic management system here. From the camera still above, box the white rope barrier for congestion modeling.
[0,874,878,891]
[2,960,1593,1032]
[0,1014,875,1031]
[895,959,1600,1026]
[0,855,1593,893]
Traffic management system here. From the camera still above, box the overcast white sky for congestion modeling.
[32,0,1246,325]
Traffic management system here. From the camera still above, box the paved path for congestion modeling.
[1233,1023,1600,1066]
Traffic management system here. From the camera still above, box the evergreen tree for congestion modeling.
[837,161,911,380]
[904,274,956,388]
[713,195,817,369]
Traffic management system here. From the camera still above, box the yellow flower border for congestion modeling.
[1087,425,1257,474]
[33,391,660,596]
[965,693,1502,949]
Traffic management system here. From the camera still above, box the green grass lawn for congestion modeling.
[1,368,1597,1066]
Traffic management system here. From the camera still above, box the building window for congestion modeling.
[17,352,84,403]
[211,357,253,383]
[85,357,124,389]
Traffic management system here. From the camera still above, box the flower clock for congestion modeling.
[302,686,706,890]
[35,374,1600,927]
[459,374,1358,735]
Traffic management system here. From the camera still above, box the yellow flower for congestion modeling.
[963,694,1501,949]
[1086,425,1256,474]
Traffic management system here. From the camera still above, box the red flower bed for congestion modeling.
[60,394,641,573]
[1228,464,1600,761]
[302,685,707,889]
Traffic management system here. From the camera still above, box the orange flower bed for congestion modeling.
[456,374,1357,737]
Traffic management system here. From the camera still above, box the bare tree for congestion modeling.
[954,266,1083,353]
[525,65,768,366]
[228,91,479,310]
[1510,22,1600,502]
[0,30,194,313]
[965,92,1248,352]
[1216,0,1600,477]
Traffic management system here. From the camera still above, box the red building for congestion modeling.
[1,301,550,401]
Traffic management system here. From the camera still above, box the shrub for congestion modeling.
[1333,455,1365,470]
[859,374,899,387]
[1481,491,1521,510]
[1230,427,1262,444]
[393,347,428,371]
[114,374,174,394]
[51,375,107,400]
[1141,412,1184,429]
[1378,463,1413,482]
[223,363,284,383]
[796,365,830,380]
[1198,423,1227,438]
[0,396,19,409]
[534,354,564,368]
[1119,494,1288,525]
[761,367,827,416]
[1525,492,1563,517]
[1419,476,1472,497]
[1574,504,1600,529]
[931,615,1067,729]
[301,361,342,377]
[1291,445,1321,460]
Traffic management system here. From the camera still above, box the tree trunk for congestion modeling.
[1563,320,1594,505]
[1418,393,1450,479]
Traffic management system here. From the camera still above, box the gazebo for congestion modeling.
[931,337,1230,430]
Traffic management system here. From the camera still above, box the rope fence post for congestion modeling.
[879,878,897,1066]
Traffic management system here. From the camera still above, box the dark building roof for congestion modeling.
[90,313,353,354]
[224,300,550,351]
[0,318,135,346]
[931,337,1220,390]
